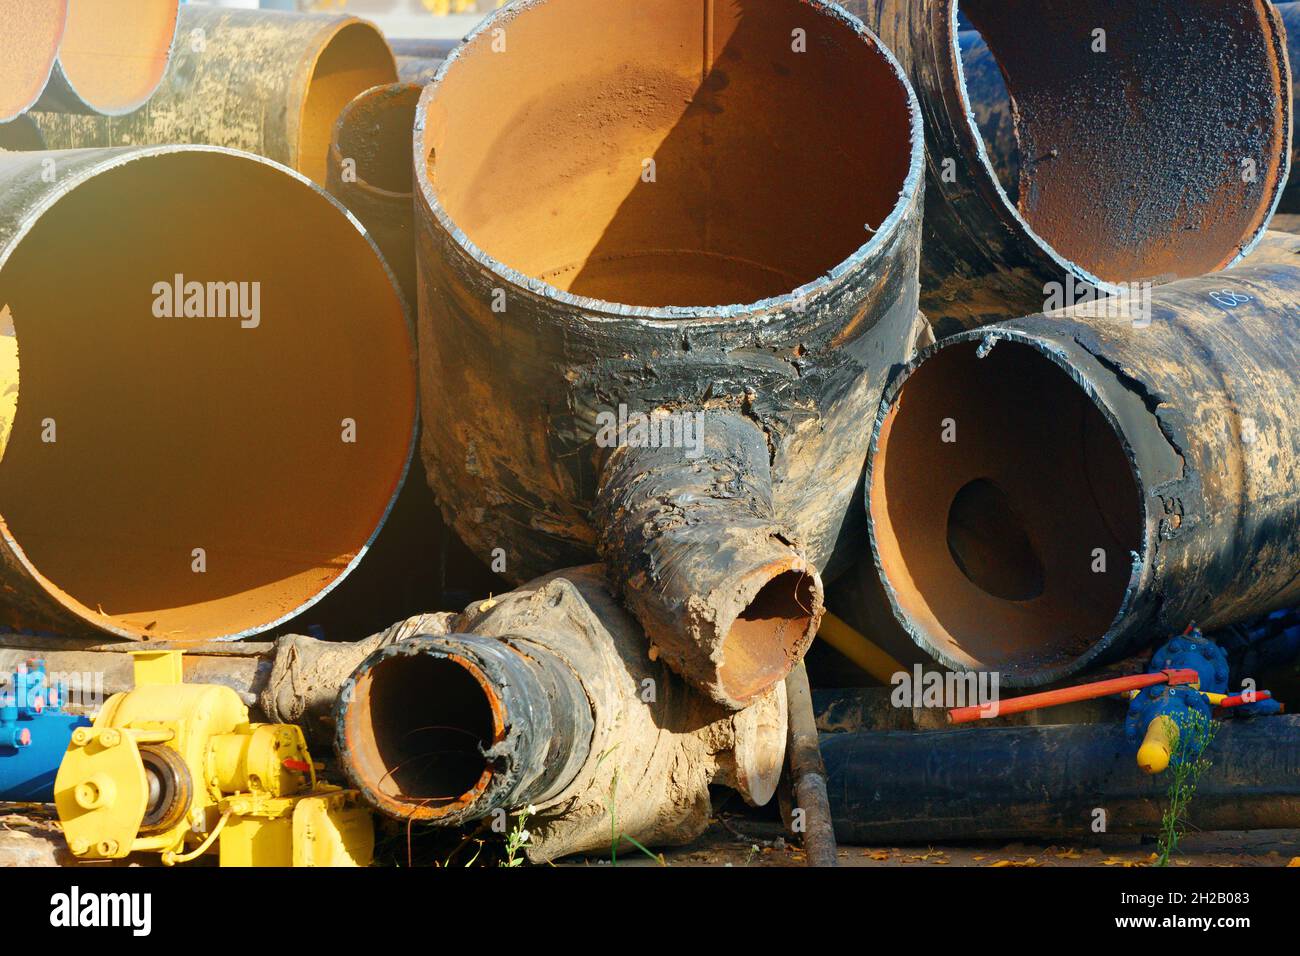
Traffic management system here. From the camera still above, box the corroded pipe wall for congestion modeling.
[327,83,421,307]
[415,0,925,705]
[35,0,177,116]
[32,7,396,185]
[335,566,788,862]
[844,0,1291,333]
[868,237,1300,686]
[0,1,67,122]
[0,145,416,642]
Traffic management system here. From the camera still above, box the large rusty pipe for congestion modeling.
[868,237,1300,687]
[0,1,67,122]
[415,0,925,708]
[36,0,178,116]
[327,83,421,308]
[335,566,788,861]
[32,7,397,186]
[961,4,1300,213]
[844,0,1292,333]
[0,146,417,643]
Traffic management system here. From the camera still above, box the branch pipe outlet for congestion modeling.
[414,0,924,707]
[868,236,1300,686]
[844,0,1291,332]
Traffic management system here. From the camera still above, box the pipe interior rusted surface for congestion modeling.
[344,653,499,816]
[298,21,398,187]
[56,0,178,115]
[0,1,67,121]
[425,0,912,308]
[957,0,1289,285]
[870,339,1143,677]
[0,149,415,641]
[720,569,820,703]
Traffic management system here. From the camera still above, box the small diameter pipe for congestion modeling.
[335,632,593,826]
[327,83,422,308]
[335,566,788,861]
[947,668,1201,724]
[784,662,837,867]
[816,611,905,685]
[596,410,824,709]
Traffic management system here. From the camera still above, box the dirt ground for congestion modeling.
[5,803,1295,869]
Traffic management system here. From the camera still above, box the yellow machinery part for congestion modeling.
[55,726,150,860]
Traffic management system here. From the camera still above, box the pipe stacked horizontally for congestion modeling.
[413,0,927,708]
[32,7,397,185]
[844,0,1291,331]
[0,146,416,642]
[868,236,1300,686]
[35,0,179,116]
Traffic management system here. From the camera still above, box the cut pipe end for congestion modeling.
[868,334,1144,684]
[0,146,416,641]
[0,1,67,122]
[717,561,824,706]
[337,644,505,822]
[955,0,1290,287]
[330,83,421,199]
[53,0,178,115]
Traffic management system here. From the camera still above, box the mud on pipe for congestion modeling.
[335,566,788,862]
[414,0,925,707]
[32,7,397,185]
[0,145,416,642]
[844,0,1291,332]
[868,236,1300,686]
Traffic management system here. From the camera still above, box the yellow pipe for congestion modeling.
[817,612,904,685]
[1137,715,1179,775]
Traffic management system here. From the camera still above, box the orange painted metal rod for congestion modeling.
[948,668,1202,724]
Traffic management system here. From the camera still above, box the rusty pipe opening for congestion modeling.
[297,22,398,187]
[868,338,1144,681]
[0,147,416,641]
[0,1,67,122]
[421,0,914,309]
[331,83,420,197]
[720,568,820,703]
[336,634,593,825]
[52,0,179,115]
[340,651,502,818]
[956,0,1289,285]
